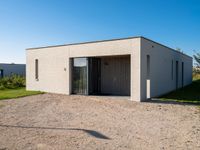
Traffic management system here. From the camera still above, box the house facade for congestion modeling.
[0,63,25,78]
[26,37,192,102]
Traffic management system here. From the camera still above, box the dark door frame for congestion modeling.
[0,69,3,78]
[88,57,101,95]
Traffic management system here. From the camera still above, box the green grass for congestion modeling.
[0,88,43,100]
[159,75,200,105]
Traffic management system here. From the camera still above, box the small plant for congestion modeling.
[10,75,26,87]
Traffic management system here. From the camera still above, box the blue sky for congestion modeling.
[0,0,199,63]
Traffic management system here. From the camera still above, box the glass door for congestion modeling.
[72,58,88,94]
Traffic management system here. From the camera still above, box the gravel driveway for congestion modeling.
[0,94,199,150]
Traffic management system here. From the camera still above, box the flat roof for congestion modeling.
[26,36,192,59]
[26,36,141,50]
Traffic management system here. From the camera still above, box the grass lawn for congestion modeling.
[0,88,43,100]
[159,74,200,105]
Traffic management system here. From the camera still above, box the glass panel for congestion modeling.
[72,58,88,94]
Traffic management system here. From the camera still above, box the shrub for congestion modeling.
[0,75,25,89]
[10,75,26,87]
[0,84,5,90]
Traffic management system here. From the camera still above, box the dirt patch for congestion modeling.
[0,102,5,109]
[0,94,199,150]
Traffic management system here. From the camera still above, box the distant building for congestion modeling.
[0,63,26,78]
[26,36,192,102]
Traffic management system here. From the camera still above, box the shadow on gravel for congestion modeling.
[0,124,111,140]
[144,98,200,106]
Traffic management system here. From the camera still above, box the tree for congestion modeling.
[176,48,184,53]
[176,48,181,52]
[193,51,200,67]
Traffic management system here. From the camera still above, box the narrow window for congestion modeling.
[182,62,184,87]
[176,61,179,89]
[146,55,150,99]
[35,59,39,80]
[171,60,173,80]
[147,55,150,79]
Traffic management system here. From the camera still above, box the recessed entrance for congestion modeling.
[71,55,130,96]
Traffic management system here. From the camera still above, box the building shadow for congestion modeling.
[144,79,200,106]
[144,98,200,106]
[0,124,111,140]
[68,128,110,139]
